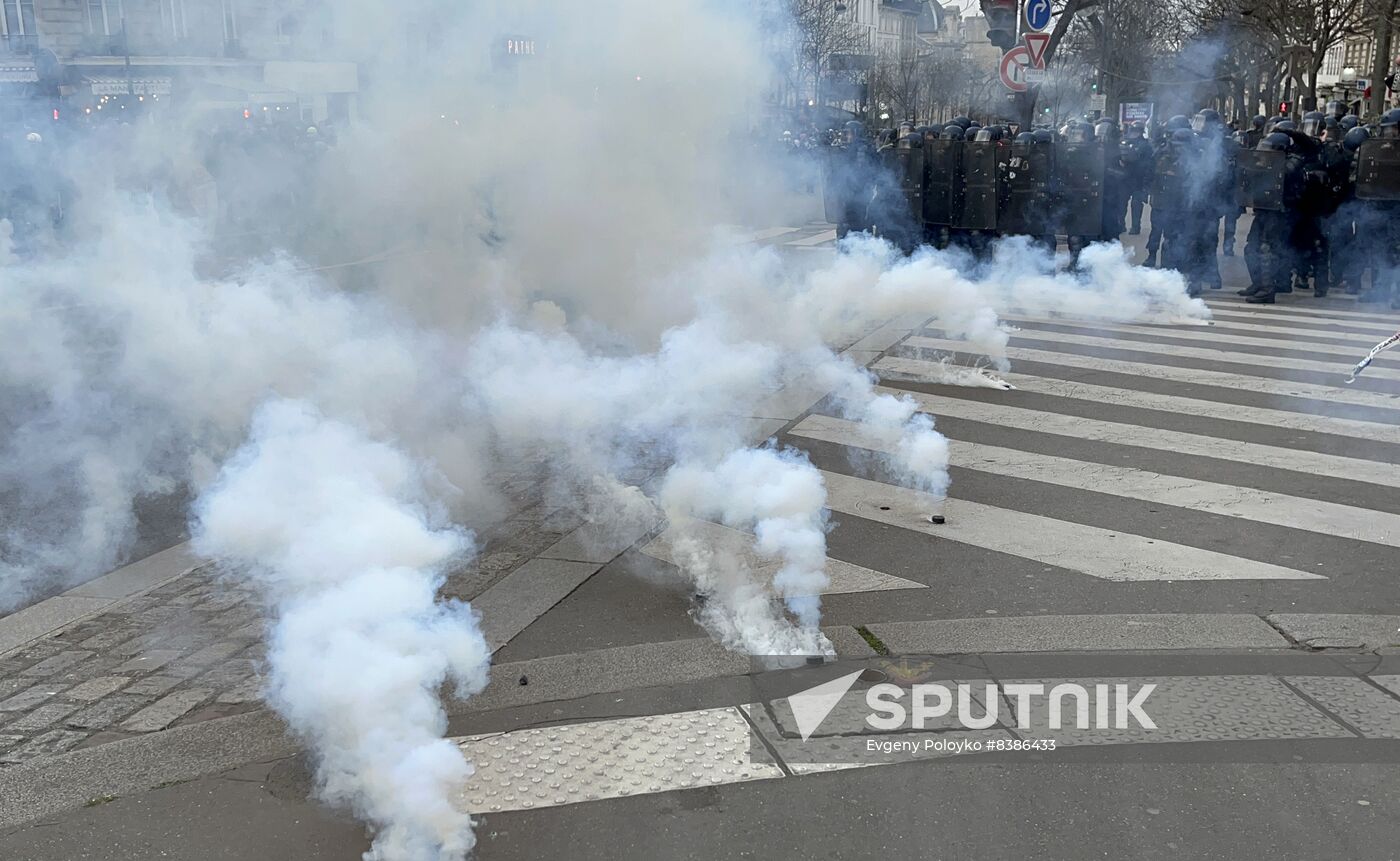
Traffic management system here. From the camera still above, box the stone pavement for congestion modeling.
[0,484,590,767]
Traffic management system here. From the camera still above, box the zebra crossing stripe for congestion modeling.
[1206,310,1400,338]
[1203,298,1400,323]
[874,355,1400,446]
[873,383,1395,488]
[641,517,926,596]
[787,229,838,246]
[743,227,803,242]
[975,329,1400,383]
[818,469,1323,581]
[899,335,1400,410]
[791,414,1400,548]
[1000,317,1400,365]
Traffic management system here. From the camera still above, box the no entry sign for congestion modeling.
[999,45,1031,93]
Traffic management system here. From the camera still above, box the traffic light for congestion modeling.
[1279,101,1291,115]
[980,0,1018,50]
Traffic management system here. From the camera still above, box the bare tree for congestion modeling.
[785,0,872,106]
[869,45,929,122]
[1237,0,1368,101]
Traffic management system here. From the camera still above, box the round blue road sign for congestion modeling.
[1025,0,1052,31]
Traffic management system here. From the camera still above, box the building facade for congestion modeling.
[0,0,356,126]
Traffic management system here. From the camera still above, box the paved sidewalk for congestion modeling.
[0,486,588,766]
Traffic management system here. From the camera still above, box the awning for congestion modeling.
[88,76,172,96]
[0,65,38,84]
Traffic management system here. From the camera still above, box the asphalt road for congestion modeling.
[4,219,1400,860]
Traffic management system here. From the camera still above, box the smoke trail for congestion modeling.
[193,399,489,861]
[659,446,831,655]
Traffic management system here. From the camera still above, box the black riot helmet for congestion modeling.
[1341,115,1359,130]
[877,128,895,147]
[1343,126,1371,152]
[1379,110,1400,139]
[1325,100,1347,120]
[1251,114,1267,130]
[941,123,966,141]
[1165,114,1191,132]
[1275,119,1296,132]
[1258,132,1291,152]
[843,120,865,144]
[952,115,972,129]
[1300,115,1324,138]
[1170,128,1195,147]
[1094,119,1120,143]
[1065,121,1095,144]
[966,122,982,135]
[1191,109,1221,132]
[915,124,934,139]
[897,130,922,148]
[1014,131,1036,144]
[972,126,1000,142]
[1124,121,1145,138]
[1033,128,1054,143]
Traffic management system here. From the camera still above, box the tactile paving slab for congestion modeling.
[1006,675,1351,746]
[457,706,783,814]
[744,703,1014,774]
[1285,676,1400,739]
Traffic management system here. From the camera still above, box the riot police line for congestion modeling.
[822,103,1400,307]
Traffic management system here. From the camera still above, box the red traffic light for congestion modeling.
[1278,101,1291,115]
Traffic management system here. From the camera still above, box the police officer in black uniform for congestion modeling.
[1145,114,1192,267]
[1119,121,1155,235]
[1326,125,1371,295]
[1354,109,1400,306]
[832,121,875,239]
[1238,131,1309,303]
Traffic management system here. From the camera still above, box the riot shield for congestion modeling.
[955,141,998,231]
[820,146,845,224]
[898,144,925,218]
[1356,139,1400,202]
[1234,149,1287,211]
[1150,151,1186,213]
[922,139,962,227]
[1000,142,1053,237]
[1053,143,1104,236]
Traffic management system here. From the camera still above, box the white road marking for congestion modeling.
[979,328,1400,383]
[1205,309,1400,337]
[819,470,1324,581]
[1204,298,1400,323]
[874,382,1399,489]
[999,316,1400,366]
[901,335,1400,411]
[642,518,926,596]
[875,355,1400,446]
[743,226,803,242]
[792,414,1400,548]
[787,229,839,246]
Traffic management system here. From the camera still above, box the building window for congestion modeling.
[87,0,123,36]
[221,0,236,40]
[1,0,37,39]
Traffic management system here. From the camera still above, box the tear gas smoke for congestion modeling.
[0,0,1211,856]
[192,399,490,861]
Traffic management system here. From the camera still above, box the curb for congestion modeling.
[0,543,204,658]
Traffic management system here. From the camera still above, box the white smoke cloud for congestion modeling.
[192,399,489,861]
[0,0,1215,856]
